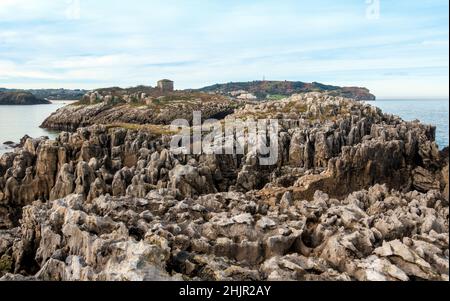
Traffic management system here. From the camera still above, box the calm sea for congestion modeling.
[0,101,73,154]
[372,99,449,150]
[0,99,448,154]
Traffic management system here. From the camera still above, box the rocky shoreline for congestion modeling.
[0,93,448,281]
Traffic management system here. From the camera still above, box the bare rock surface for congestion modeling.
[1,92,448,281]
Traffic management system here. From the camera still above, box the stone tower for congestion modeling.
[157,79,174,93]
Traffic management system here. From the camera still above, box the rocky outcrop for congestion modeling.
[1,185,448,281]
[41,91,237,131]
[1,92,448,281]
[9,194,180,280]
[0,92,51,105]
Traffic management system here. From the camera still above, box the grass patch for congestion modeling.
[266,94,287,101]
[127,101,148,108]
[279,102,307,114]
[106,123,179,135]
[0,255,12,273]
[70,101,87,106]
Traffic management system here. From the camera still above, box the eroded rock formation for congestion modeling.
[1,93,448,281]
[41,90,236,132]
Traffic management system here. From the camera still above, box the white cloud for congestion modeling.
[0,60,59,80]
[422,40,450,47]
[0,0,61,20]
[0,0,448,97]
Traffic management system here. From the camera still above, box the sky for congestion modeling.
[0,0,448,98]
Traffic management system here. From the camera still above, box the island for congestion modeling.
[0,88,87,101]
[0,91,51,105]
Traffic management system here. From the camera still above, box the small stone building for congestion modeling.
[157,79,174,93]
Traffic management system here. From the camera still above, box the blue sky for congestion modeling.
[0,0,448,98]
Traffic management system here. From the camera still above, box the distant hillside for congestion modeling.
[195,81,376,101]
[0,88,87,100]
[0,91,51,105]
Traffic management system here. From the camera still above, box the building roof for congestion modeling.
[158,79,173,83]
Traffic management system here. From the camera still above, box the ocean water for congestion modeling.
[0,99,448,154]
[0,101,73,154]
[372,99,449,149]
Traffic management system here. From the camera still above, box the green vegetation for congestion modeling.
[196,80,376,101]
[106,123,178,136]
[0,255,12,274]
[266,94,287,101]
[0,88,86,101]
[0,91,51,105]
[282,102,307,113]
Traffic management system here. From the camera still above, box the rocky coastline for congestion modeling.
[40,90,236,132]
[0,92,448,281]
